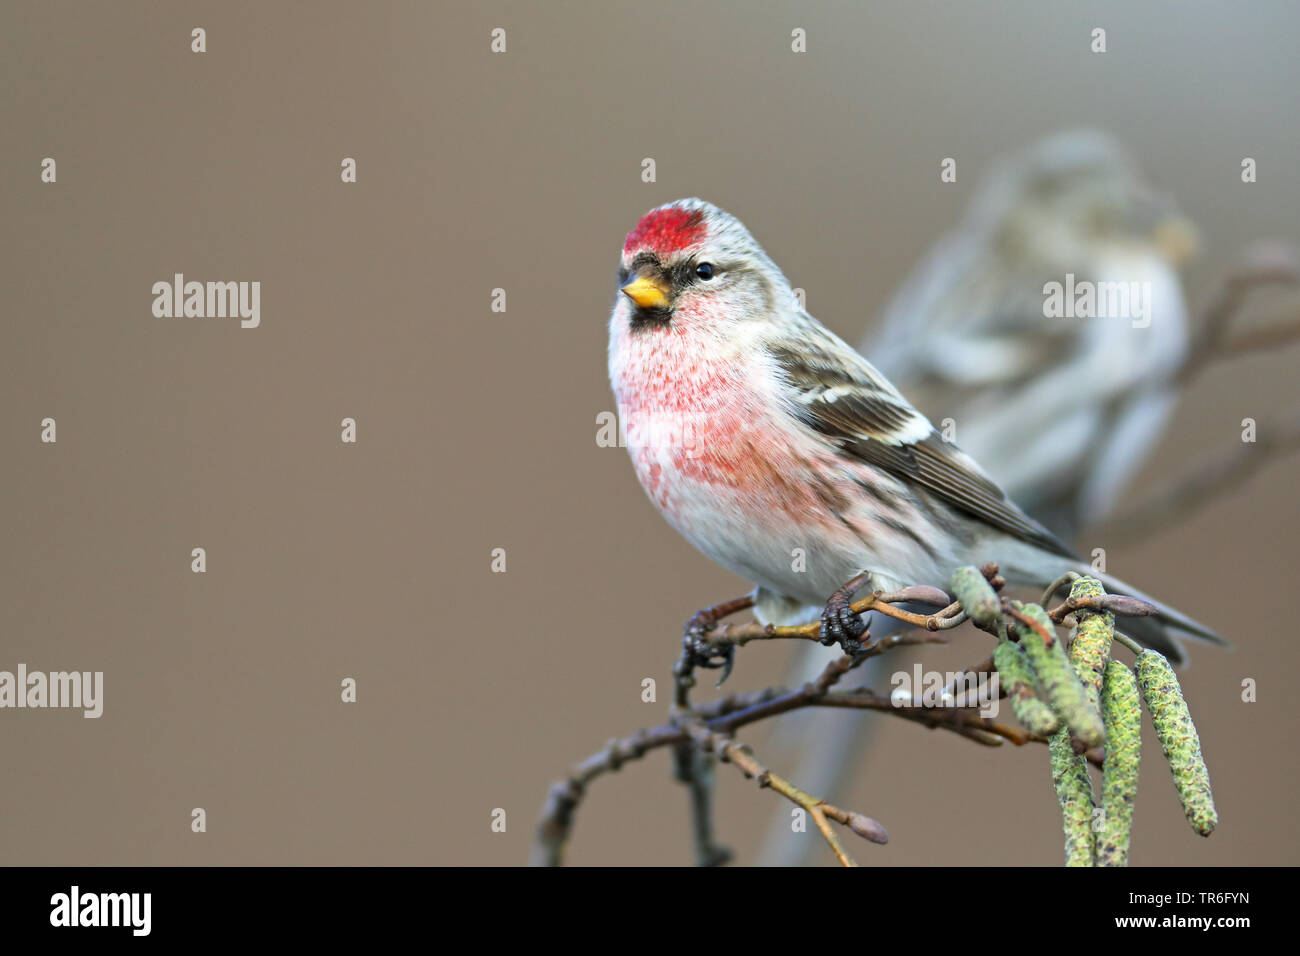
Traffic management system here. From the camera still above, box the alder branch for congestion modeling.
[1097,410,1300,547]
[685,722,885,867]
[532,563,1135,866]
[677,652,884,866]
[1085,245,1300,545]
[687,586,971,661]
[1178,242,1300,386]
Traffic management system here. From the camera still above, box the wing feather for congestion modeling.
[770,329,1076,559]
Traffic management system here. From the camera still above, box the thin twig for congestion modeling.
[681,651,885,867]
[1178,243,1300,386]
[692,593,968,660]
[1041,571,1081,607]
[1097,410,1300,546]
[1218,313,1300,361]
[684,723,868,866]
[671,593,756,865]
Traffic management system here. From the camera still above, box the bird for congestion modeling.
[608,197,1224,663]
[867,130,1199,540]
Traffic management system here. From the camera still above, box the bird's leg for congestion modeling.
[820,571,875,655]
[682,593,756,685]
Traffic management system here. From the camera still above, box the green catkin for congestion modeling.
[1049,728,1096,866]
[949,565,1000,629]
[1011,602,1105,748]
[1099,660,1141,866]
[993,640,1059,735]
[1136,651,1218,836]
[1067,577,1113,711]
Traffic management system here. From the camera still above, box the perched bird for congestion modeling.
[608,197,1223,663]
[868,130,1199,539]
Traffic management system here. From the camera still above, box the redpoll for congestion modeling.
[608,197,1223,660]
[868,130,1198,538]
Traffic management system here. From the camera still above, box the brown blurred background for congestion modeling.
[2,1,1297,866]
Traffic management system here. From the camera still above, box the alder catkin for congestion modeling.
[949,565,1000,629]
[1137,650,1218,836]
[1049,728,1096,866]
[1098,660,1141,866]
[1067,576,1113,711]
[993,640,1058,735]
[1012,601,1104,747]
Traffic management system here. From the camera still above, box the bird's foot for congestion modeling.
[820,572,874,656]
[682,594,755,686]
[682,638,736,685]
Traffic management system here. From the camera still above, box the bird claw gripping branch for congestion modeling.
[682,634,735,686]
[819,573,871,657]
[682,596,754,686]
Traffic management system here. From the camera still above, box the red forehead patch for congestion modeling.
[623,206,706,256]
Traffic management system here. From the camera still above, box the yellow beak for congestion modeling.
[620,275,671,310]
[1152,215,1199,266]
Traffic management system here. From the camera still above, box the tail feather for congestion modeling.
[1056,567,1230,665]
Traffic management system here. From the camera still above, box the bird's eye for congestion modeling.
[695,262,715,280]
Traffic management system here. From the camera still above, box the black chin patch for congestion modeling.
[629,306,672,330]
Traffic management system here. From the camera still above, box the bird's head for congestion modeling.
[615,199,794,334]
[978,129,1199,266]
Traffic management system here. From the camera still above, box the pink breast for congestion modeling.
[622,367,823,521]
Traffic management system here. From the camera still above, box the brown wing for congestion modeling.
[770,334,1077,559]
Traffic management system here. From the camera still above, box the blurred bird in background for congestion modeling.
[869,129,1198,538]
[761,130,1202,865]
